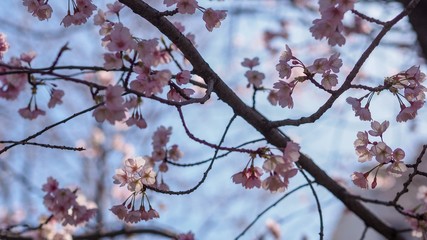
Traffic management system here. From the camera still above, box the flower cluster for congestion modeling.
[310,0,355,46]
[232,141,300,193]
[23,0,53,21]
[163,0,227,32]
[347,66,426,122]
[241,57,265,88]
[405,185,427,238]
[42,177,97,226]
[92,85,126,124]
[111,157,159,223]
[269,45,342,108]
[351,121,407,189]
[0,33,9,60]
[61,0,97,27]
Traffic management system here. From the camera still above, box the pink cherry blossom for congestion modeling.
[241,57,260,69]
[113,168,130,187]
[354,131,369,147]
[168,144,183,161]
[202,8,227,32]
[245,70,265,88]
[176,70,191,85]
[124,157,146,174]
[280,45,293,62]
[327,53,342,73]
[61,13,74,27]
[105,85,124,110]
[18,105,46,120]
[321,71,338,90]
[20,51,36,64]
[351,172,368,189]
[232,166,263,189]
[124,210,141,223]
[48,89,65,108]
[262,155,285,172]
[262,174,286,193]
[103,52,122,70]
[105,23,136,52]
[93,9,106,26]
[126,112,147,129]
[346,97,372,121]
[23,0,53,21]
[396,101,424,122]
[272,80,294,108]
[386,160,407,177]
[307,57,329,74]
[416,186,427,203]
[283,141,300,163]
[0,33,9,59]
[92,105,126,124]
[370,142,392,163]
[146,207,160,220]
[177,0,198,14]
[355,146,373,162]
[276,60,292,79]
[107,1,124,15]
[267,90,279,106]
[152,126,172,149]
[393,148,405,161]
[368,120,389,137]
[140,166,156,185]
[164,0,179,7]
[42,177,59,193]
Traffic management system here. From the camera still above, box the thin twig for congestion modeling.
[234,182,312,239]
[0,141,84,151]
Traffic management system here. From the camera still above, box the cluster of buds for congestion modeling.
[351,121,407,189]
[232,141,300,193]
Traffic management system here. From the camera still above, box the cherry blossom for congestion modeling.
[20,51,36,64]
[272,80,295,108]
[92,105,126,124]
[417,186,427,203]
[368,120,389,137]
[103,52,122,70]
[321,71,338,90]
[106,1,124,15]
[48,89,65,109]
[18,105,46,120]
[276,60,292,79]
[232,166,263,189]
[177,0,198,14]
[396,101,424,122]
[0,33,9,59]
[346,97,372,121]
[351,172,368,189]
[23,0,53,21]
[104,23,136,52]
[202,8,227,32]
[93,9,106,26]
[245,70,265,88]
[41,177,96,226]
[241,57,260,69]
[176,70,191,85]
[105,85,124,110]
